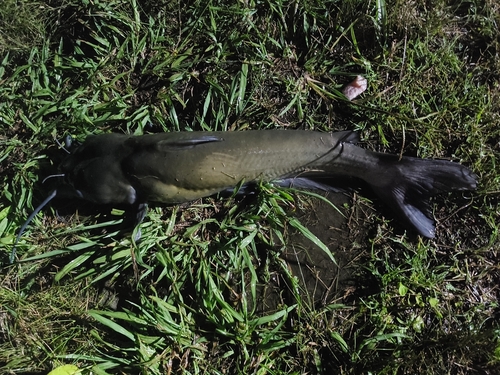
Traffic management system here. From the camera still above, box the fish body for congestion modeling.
[58,130,477,238]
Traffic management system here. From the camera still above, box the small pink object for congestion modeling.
[342,76,367,100]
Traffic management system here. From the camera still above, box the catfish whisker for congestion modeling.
[10,189,58,263]
[42,174,65,184]
[55,136,71,154]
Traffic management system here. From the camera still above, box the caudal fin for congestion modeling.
[370,156,477,238]
[277,155,477,238]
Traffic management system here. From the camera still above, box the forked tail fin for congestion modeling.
[370,156,477,238]
[274,155,477,238]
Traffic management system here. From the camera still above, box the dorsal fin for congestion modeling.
[155,135,224,150]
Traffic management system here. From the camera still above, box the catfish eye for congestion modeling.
[63,159,95,198]
[68,165,89,188]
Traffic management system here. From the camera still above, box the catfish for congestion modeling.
[10,130,477,262]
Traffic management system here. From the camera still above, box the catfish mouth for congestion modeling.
[43,170,86,200]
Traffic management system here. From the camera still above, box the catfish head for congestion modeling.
[10,134,145,263]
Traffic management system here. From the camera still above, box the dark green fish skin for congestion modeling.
[60,130,353,204]
[122,130,358,203]
[58,130,477,238]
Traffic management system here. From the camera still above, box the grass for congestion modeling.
[1,0,499,373]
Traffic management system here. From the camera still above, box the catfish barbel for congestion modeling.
[10,129,477,262]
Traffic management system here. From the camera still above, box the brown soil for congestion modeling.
[255,192,375,312]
